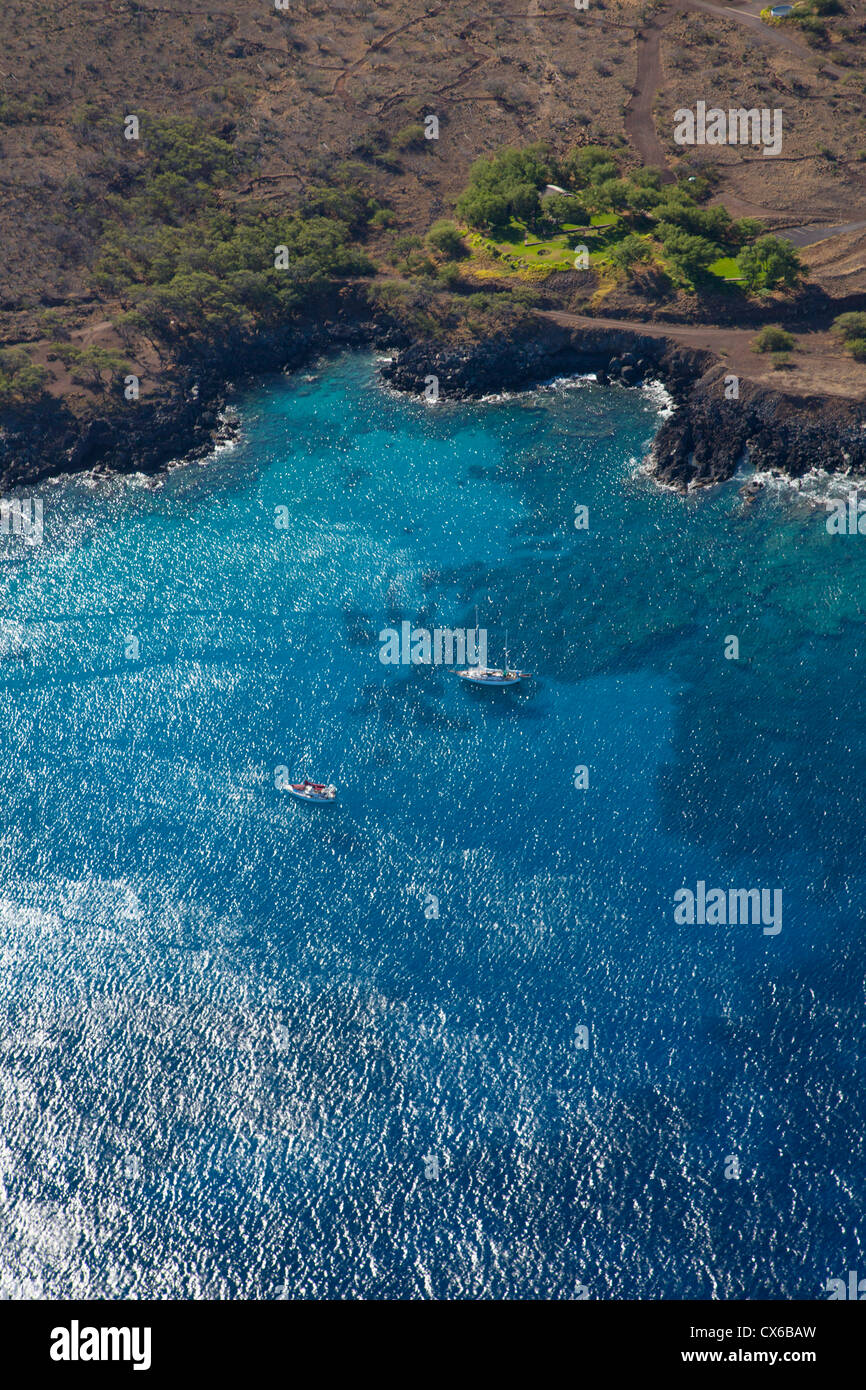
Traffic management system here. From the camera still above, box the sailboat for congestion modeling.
[457,624,530,687]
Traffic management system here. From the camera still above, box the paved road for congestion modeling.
[682,0,846,77]
[781,219,866,247]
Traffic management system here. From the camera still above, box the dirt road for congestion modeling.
[625,9,676,181]
[538,308,866,398]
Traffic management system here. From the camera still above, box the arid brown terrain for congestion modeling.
[1,0,866,449]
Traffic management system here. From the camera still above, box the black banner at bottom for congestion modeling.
[0,1296,857,1379]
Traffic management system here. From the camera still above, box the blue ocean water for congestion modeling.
[0,351,863,1300]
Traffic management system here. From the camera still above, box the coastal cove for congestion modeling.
[5,0,866,1325]
[3,288,866,495]
[0,351,864,1299]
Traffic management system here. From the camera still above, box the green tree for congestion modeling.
[455,186,512,234]
[736,236,801,292]
[590,178,631,214]
[544,193,586,223]
[0,348,49,407]
[630,167,663,190]
[655,225,718,278]
[732,217,764,245]
[622,180,664,214]
[455,143,553,231]
[561,146,620,188]
[609,234,651,273]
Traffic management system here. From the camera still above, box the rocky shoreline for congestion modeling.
[2,291,865,494]
[381,314,866,490]
[0,290,411,491]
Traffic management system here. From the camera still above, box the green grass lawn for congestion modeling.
[493,237,574,272]
[466,216,746,289]
[468,221,578,274]
[468,213,630,277]
[708,256,743,281]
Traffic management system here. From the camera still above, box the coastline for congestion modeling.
[2,289,865,496]
[379,310,866,492]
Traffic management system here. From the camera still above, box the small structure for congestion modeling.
[542,183,567,197]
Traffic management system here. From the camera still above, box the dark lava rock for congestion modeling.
[651,369,866,490]
[4,291,862,496]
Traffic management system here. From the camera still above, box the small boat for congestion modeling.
[286,778,337,803]
[457,666,531,686]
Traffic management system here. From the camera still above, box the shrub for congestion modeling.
[145,116,237,186]
[437,262,463,288]
[795,14,827,33]
[832,312,866,341]
[368,279,416,307]
[38,308,72,340]
[0,94,47,125]
[370,208,396,228]
[394,233,423,255]
[392,123,426,152]
[426,220,466,258]
[753,325,795,353]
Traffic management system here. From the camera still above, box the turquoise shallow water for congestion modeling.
[0,351,863,1299]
